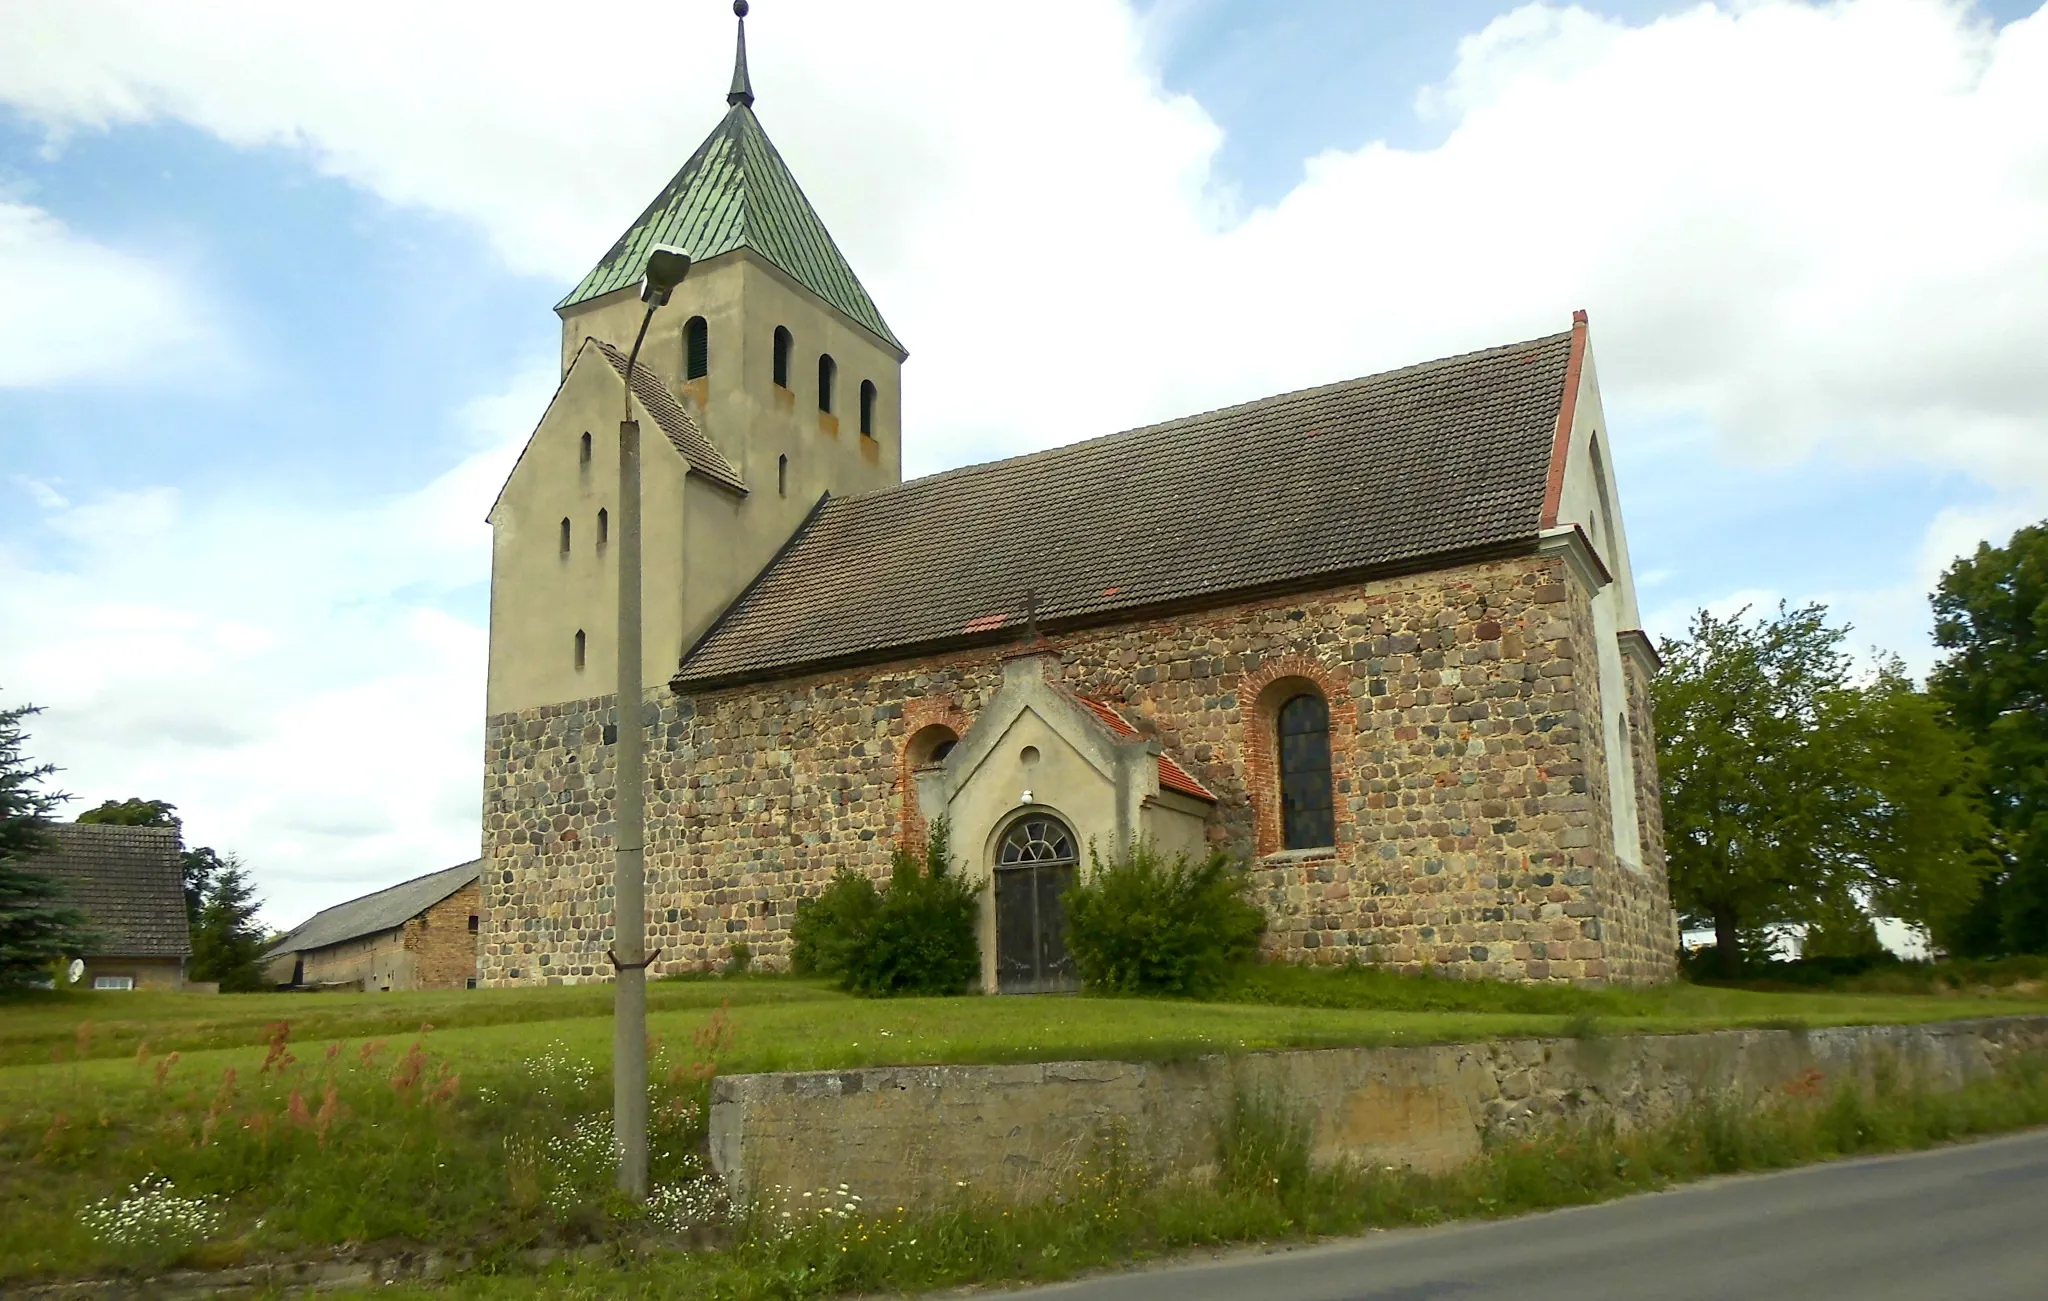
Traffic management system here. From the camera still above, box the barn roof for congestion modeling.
[268,860,480,958]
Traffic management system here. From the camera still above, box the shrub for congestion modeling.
[1064,842,1265,997]
[789,820,980,997]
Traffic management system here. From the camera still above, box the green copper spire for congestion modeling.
[556,1,903,354]
[728,1,754,108]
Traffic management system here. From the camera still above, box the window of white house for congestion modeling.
[93,975,135,991]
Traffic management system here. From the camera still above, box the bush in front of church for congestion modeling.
[1064,843,1266,998]
[789,820,980,997]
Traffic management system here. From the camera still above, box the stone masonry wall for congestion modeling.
[709,1016,2048,1211]
[401,881,480,990]
[480,551,1678,986]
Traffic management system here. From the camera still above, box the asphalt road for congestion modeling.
[985,1128,2048,1301]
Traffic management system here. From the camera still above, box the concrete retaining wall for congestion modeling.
[709,1016,2048,1209]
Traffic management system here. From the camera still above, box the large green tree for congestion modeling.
[1931,521,2048,955]
[1655,604,1988,968]
[0,699,96,985]
[189,855,269,992]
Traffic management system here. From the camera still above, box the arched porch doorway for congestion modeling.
[993,812,1080,994]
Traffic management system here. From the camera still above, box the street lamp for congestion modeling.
[613,243,689,1197]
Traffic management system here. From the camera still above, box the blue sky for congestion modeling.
[3,1,2045,927]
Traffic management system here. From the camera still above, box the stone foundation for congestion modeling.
[709,1016,2048,1211]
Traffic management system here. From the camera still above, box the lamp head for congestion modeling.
[639,245,692,307]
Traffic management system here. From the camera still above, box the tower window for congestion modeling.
[860,380,878,437]
[777,454,788,497]
[683,316,708,381]
[596,508,609,548]
[1277,692,1335,850]
[818,354,836,413]
[574,629,586,670]
[579,432,592,464]
[559,517,571,554]
[773,326,793,388]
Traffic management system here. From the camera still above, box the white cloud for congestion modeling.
[0,202,214,387]
[0,360,554,928]
[4,0,2047,917]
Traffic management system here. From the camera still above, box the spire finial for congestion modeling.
[727,1,755,108]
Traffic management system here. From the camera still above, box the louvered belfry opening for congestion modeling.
[684,316,709,381]
[1279,693,1335,849]
[773,326,793,388]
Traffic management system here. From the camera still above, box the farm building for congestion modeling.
[266,861,481,992]
[37,823,194,991]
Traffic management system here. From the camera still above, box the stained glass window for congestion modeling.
[1278,693,1334,849]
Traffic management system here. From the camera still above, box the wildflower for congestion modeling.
[80,1175,221,1252]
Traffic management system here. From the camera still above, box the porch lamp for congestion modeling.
[613,243,689,1198]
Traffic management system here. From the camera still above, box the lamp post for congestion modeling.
[613,244,689,1198]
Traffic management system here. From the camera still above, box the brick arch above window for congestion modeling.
[895,696,974,853]
[1238,654,1357,858]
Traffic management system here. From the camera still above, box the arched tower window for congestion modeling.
[860,380,878,436]
[573,629,586,670]
[683,316,708,381]
[559,517,571,555]
[817,354,836,413]
[1277,692,1334,849]
[579,432,592,465]
[596,507,608,548]
[777,454,788,497]
[773,326,793,388]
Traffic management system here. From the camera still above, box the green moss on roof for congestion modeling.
[557,104,903,354]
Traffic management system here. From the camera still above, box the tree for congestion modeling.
[1655,604,1988,970]
[189,855,269,992]
[0,698,96,985]
[76,797,179,827]
[1932,521,2048,955]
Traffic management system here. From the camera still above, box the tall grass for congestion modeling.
[397,1054,2048,1300]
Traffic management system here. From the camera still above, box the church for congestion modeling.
[479,8,1678,990]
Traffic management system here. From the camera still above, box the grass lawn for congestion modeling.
[3,969,2046,1288]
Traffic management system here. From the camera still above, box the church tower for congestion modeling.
[484,2,907,716]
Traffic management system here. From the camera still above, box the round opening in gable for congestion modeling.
[1019,745,1041,767]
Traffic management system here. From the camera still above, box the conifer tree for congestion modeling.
[189,855,269,992]
[0,698,94,985]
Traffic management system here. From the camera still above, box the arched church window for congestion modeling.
[684,316,709,381]
[596,507,608,548]
[773,326,793,388]
[579,432,592,465]
[818,354,836,413]
[559,517,571,555]
[1278,693,1334,849]
[574,629,586,670]
[860,380,878,437]
[777,454,788,497]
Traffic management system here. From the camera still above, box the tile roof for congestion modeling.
[593,340,747,494]
[1073,695,1217,802]
[559,104,903,354]
[677,328,1575,688]
[36,824,191,959]
[268,860,480,958]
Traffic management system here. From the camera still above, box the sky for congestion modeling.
[2,0,2045,930]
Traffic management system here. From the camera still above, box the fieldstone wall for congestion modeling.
[479,549,1677,986]
[404,881,481,990]
[709,1016,2048,1211]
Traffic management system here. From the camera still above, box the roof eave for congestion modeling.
[673,535,1547,694]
